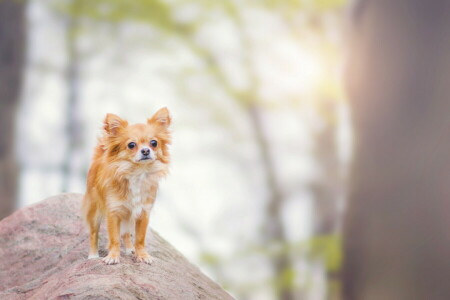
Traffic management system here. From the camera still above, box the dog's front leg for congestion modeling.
[135,210,153,264]
[103,212,121,264]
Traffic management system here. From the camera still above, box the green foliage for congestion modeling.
[274,266,296,292]
[259,0,347,11]
[305,234,342,273]
[199,251,221,267]
[314,0,347,10]
[53,0,192,35]
[182,0,238,18]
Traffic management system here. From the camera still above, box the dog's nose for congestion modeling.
[141,148,150,156]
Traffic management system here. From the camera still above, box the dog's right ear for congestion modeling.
[148,107,171,130]
[104,113,128,135]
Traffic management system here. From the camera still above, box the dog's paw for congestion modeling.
[102,253,120,265]
[136,255,154,264]
[135,250,153,264]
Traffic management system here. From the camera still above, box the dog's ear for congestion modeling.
[148,107,171,129]
[104,113,128,135]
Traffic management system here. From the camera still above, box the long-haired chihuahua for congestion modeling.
[82,107,171,264]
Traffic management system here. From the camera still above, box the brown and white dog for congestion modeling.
[82,107,171,264]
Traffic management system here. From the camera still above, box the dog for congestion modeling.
[82,107,171,264]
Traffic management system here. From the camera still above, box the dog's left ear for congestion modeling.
[104,113,128,136]
[148,107,171,129]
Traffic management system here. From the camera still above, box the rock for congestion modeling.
[0,193,234,300]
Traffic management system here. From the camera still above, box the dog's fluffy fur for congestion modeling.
[82,107,171,264]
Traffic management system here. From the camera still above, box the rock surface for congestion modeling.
[0,193,234,300]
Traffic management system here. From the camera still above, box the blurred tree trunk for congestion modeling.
[343,0,450,299]
[311,100,341,299]
[247,104,293,300]
[312,124,339,236]
[237,14,293,299]
[62,0,83,192]
[0,0,26,219]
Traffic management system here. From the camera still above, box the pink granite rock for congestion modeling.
[0,193,234,300]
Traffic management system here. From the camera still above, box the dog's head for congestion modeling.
[103,107,172,165]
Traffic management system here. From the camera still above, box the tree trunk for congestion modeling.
[343,0,450,299]
[311,100,342,299]
[0,0,26,219]
[247,104,294,300]
[61,0,83,193]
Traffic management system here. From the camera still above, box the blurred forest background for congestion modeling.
[0,0,351,299]
[4,0,450,299]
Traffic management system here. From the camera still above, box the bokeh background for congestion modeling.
[1,0,351,299]
[4,0,450,299]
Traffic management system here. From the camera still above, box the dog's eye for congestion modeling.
[128,142,136,149]
[150,140,157,148]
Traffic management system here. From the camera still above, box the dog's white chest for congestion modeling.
[127,173,153,218]
[129,173,147,204]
